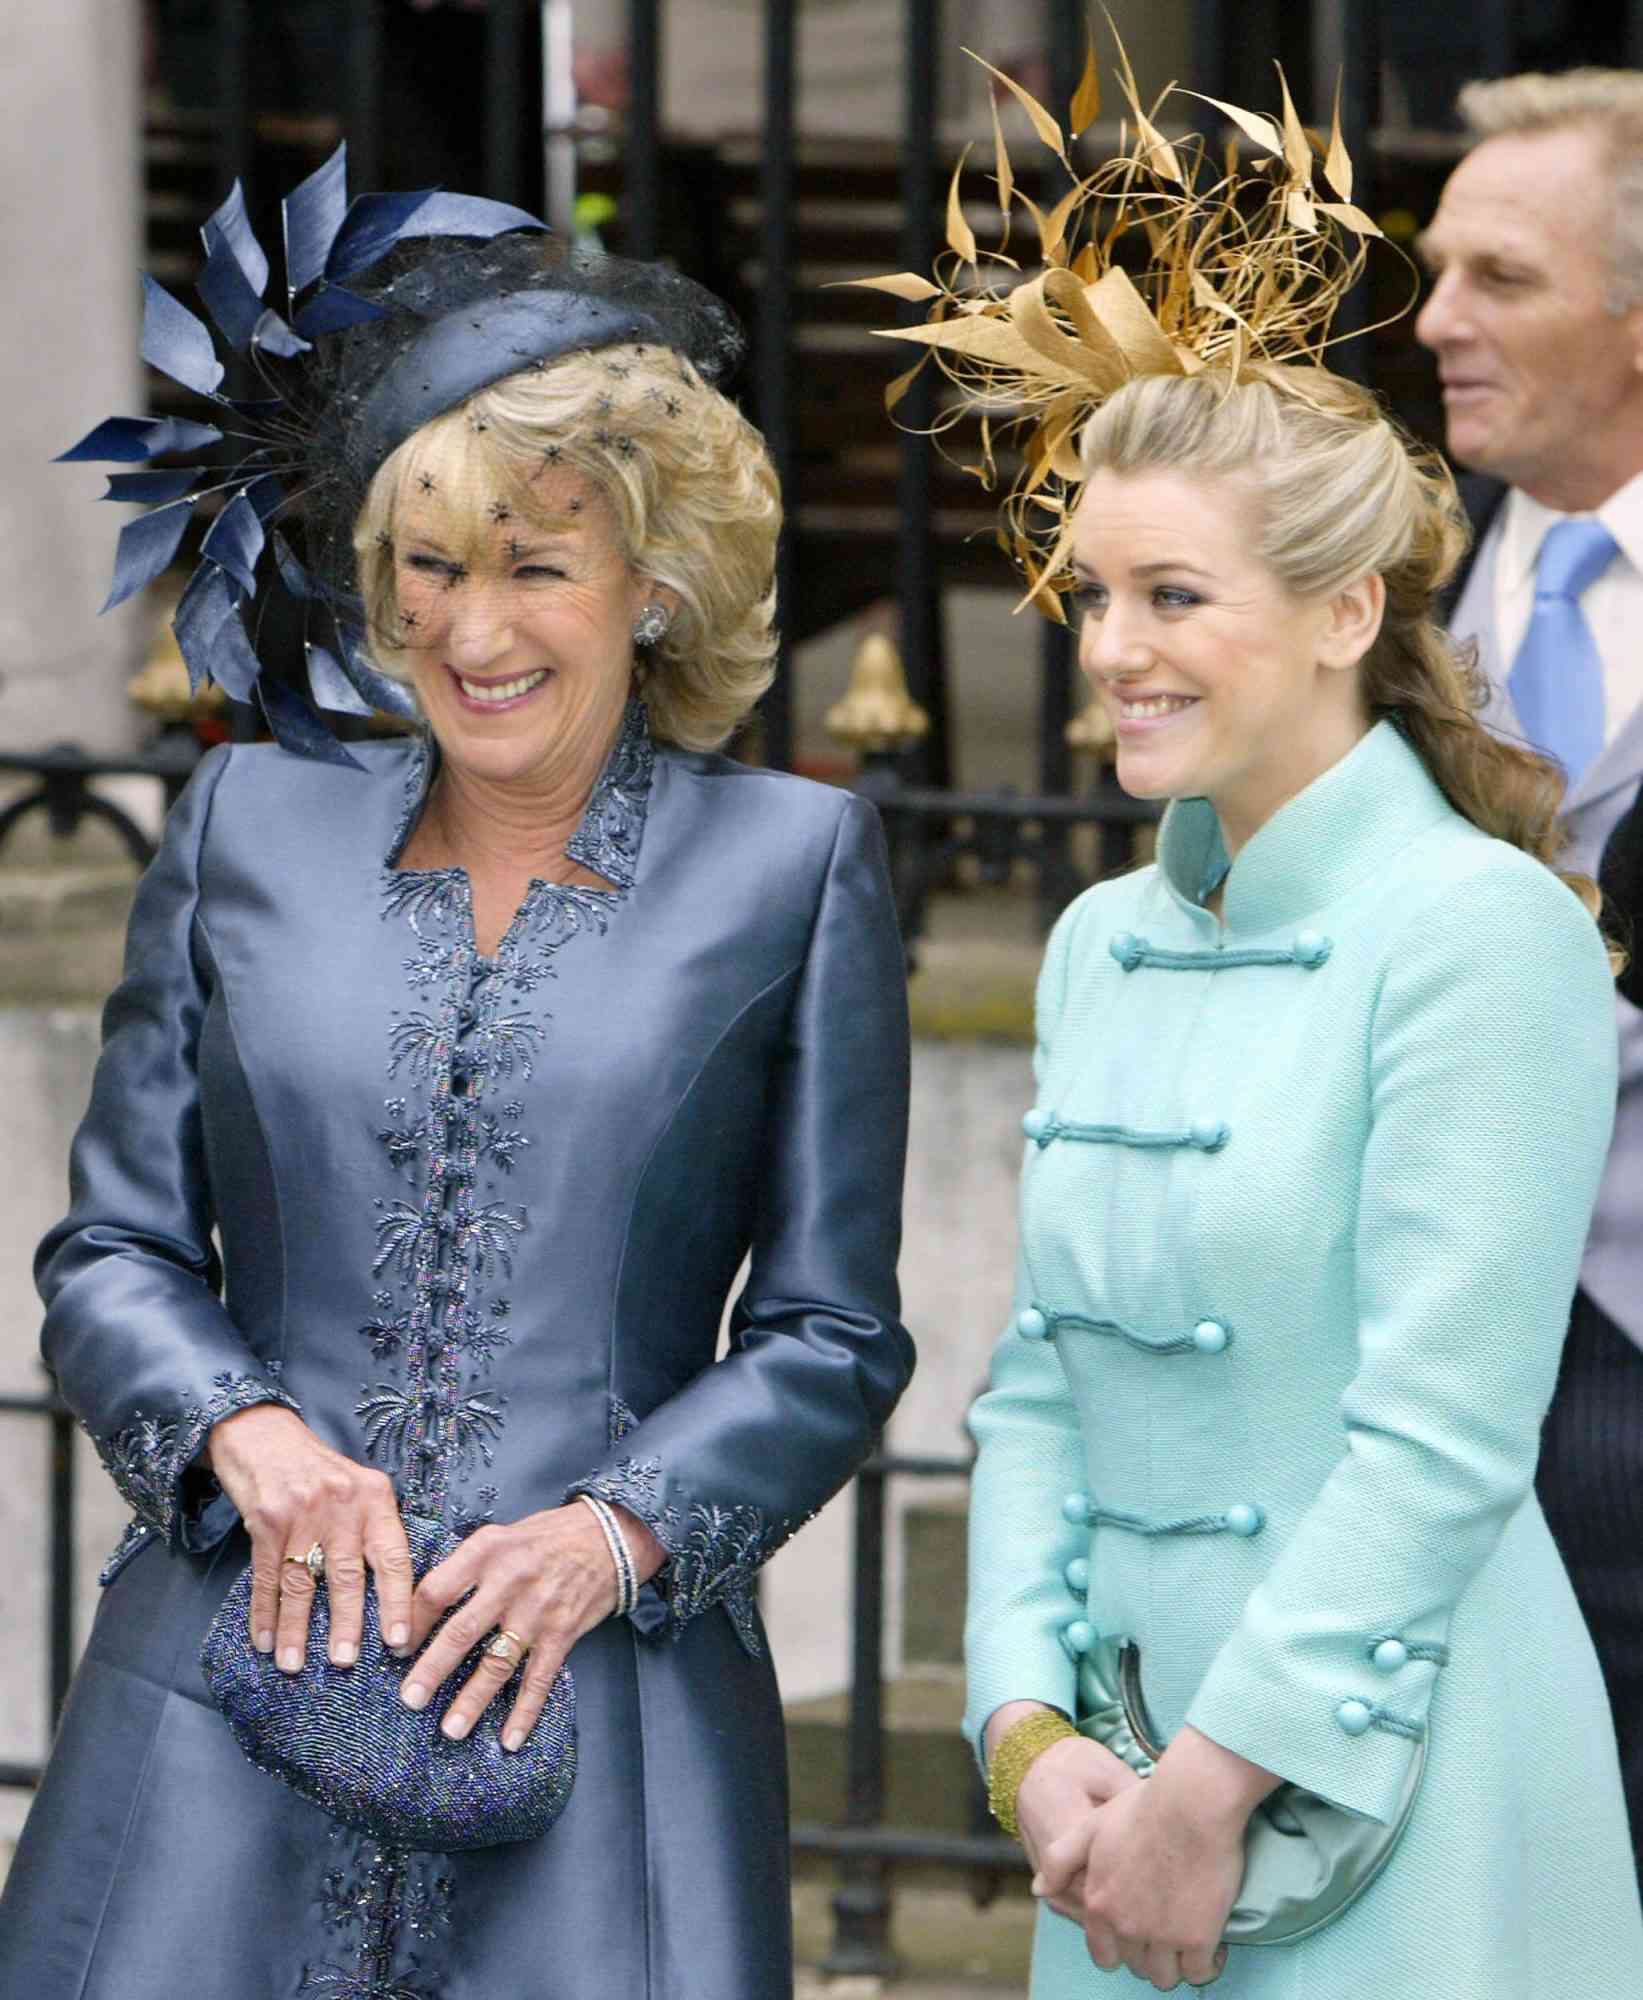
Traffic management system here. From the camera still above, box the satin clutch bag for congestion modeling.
[200,1511,576,1852]
[1077,1637,1424,1947]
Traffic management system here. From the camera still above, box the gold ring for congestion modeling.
[483,1627,526,1664]
[282,1542,325,1582]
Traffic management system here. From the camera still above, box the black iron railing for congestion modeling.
[857,756,1163,959]
[791,1449,1031,1981]
[0,743,200,868]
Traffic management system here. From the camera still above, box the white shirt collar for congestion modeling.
[1499,465,1643,594]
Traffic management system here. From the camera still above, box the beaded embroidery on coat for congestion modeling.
[302,698,652,1999]
[92,1366,300,1578]
[570,1398,794,1659]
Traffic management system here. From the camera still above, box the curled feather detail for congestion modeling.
[848,29,1406,616]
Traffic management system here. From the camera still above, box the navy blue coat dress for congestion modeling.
[0,701,913,1999]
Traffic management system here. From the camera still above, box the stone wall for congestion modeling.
[0,4,143,754]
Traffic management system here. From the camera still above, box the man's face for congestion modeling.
[1415,126,1643,507]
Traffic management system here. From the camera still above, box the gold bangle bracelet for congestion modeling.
[987,1708,1078,1840]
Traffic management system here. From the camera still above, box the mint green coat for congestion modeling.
[966,722,1643,1995]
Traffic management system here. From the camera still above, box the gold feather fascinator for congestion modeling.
[848,34,1403,620]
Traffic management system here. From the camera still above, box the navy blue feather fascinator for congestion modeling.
[61,145,743,763]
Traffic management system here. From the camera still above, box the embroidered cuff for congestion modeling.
[91,1370,299,1551]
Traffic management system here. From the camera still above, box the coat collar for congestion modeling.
[1157,719,1455,935]
[386,695,656,889]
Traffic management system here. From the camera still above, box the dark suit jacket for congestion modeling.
[1437,472,1507,626]
[1439,464,1643,1312]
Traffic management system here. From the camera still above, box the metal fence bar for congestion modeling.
[869,780,1158,825]
[756,0,797,773]
[50,1406,76,1726]
[1314,0,1377,371]
[627,0,662,260]
[821,1455,896,1976]
[1194,0,1231,95]
[1478,0,1521,79]
[344,0,385,197]
[1032,0,1088,924]
[897,0,948,792]
[217,0,252,201]
[796,1825,1029,1870]
[485,0,529,207]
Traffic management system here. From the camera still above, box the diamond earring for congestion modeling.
[632,603,670,648]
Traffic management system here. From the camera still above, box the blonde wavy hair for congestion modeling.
[1077,364,1606,926]
[353,344,780,750]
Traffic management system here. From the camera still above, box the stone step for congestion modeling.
[786,1667,978,1840]
[0,862,138,934]
[793,1878,1033,1993]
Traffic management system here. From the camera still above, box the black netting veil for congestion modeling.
[291,232,746,622]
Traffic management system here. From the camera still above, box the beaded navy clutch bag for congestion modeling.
[200,1512,576,1852]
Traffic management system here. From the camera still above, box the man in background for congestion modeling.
[1416,69,1643,1869]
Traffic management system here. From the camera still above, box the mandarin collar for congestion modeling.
[1156,719,1453,936]
[386,695,656,889]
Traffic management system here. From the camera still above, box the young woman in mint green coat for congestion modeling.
[964,363,1643,1994]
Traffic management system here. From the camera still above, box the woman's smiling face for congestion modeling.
[391,454,652,792]
[1070,466,1379,853]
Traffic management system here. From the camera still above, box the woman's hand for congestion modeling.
[399,1502,665,1752]
[1016,1736,1141,1920]
[983,1701,1141,1921]
[1056,1725,1278,1991]
[206,1404,415,1673]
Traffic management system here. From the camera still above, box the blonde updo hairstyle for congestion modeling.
[352,343,780,750]
[1076,364,1601,921]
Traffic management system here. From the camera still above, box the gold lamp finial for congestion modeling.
[825,633,931,756]
[1065,684,1115,759]
[128,593,226,725]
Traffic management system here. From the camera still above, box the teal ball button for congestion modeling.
[1192,1319,1229,1354]
[1016,1307,1050,1342]
[1189,1117,1229,1151]
[1064,1620,1095,1655]
[1062,1492,1093,1525]
[1372,1639,1410,1674]
[1336,1698,1373,1737]
[1023,1108,1051,1142]
[1293,930,1332,968]
[1064,1557,1090,1595]
[1224,1502,1264,1538]
[1109,931,1136,962]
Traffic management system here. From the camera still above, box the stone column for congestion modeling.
[0,3,143,754]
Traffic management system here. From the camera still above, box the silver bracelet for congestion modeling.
[578,1493,637,1617]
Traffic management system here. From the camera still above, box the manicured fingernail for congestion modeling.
[388,1622,409,1648]
[332,1642,357,1668]
[402,1681,429,1710]
[503,1730,523,1753]
[278,1648,302,1673]
[256,1630,274,1653]
[441,1713,470,1741]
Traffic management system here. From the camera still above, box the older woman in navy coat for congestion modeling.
[0,205,912,1999]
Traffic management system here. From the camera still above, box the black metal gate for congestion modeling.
[9,0,1643,1977]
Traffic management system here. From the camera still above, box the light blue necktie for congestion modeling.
[1508,516,1619,791]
